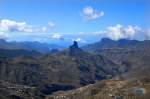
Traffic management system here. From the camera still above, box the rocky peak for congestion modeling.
[70,41,79,49]
[69,41,83,56]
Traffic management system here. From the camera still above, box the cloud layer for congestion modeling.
[51,34,64,40]
[82,6,104,21]
[0,19,33,33]
[96,24,142,40]
[48,22,55,28]
[0,32,9,39]
[0,19,149,43]
[0,19,56,33]
[106,24,141,40]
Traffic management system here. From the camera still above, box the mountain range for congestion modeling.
[0,39,64,53]
[83,38,150,80]
[0,38,150,99]
[47,38,150,99]
[0,40,120,99]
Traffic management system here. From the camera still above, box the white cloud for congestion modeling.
[40,22,55,32]
[42,26,47,32]
[51,34,64,40]
[93,30,106,36]
[103,24,141,40]
[0,19,56,33]
[0,32,9,39]
[82,6,104,21]
[0,19,33,33]
[48,22,55,28]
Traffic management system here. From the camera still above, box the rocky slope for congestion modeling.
[83,38,150,79]
[1,39,150,99]
[46,80,150,99]
[0,41,120,98]
[0,80,43,99]
[0,48,41,58]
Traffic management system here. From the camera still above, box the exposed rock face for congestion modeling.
[70,41,79,49]
[69,41,82,56]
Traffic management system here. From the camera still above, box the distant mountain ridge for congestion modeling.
[0,39,64,53]
[83,38,150,51]
[82,38,150,61]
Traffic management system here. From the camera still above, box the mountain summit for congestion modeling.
[68,41,83,56]
[70,41,79,49]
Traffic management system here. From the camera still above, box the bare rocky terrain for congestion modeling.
[0,39,150,99]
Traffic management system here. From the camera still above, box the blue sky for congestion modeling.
[0,0,149,46]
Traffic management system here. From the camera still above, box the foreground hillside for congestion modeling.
[0,80,43,99]
[47,80,150,99]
